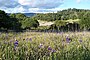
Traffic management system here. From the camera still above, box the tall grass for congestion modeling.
[0,31,90,60]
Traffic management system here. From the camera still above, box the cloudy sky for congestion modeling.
[0,0,90,13]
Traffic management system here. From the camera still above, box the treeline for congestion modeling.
[34,8,90,21]
[33,8,90,31]
[0,10,39,31]
[0,8,90,32]
[33,8,90,21]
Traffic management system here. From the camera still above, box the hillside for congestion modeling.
[33,8,90,21]
[24,13,36,17]
[7,13,36,17]
[1,8,90,31]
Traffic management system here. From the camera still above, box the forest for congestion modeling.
[0,8,90,32]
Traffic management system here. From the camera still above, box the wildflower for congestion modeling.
[48,46,52,51]
[39,43,43,48]
[66,37,71,43]
[52,49,56,53]
[14,40,18,46]
[79,40,82,43]
[60,32,63,35]
[29,38,32,41]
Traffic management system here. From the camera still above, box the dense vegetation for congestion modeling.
[0,32,90,60]
[0,10,39,31]
[33,8,90,31]
[0,8,90,31]
[33,8,90,21]
[10,13,39,30]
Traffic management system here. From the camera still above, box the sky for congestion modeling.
[0,0,90,13]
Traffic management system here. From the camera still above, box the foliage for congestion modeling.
[79,12,90,30]
[1,8,90,31]
[55,20,66,27]
[0,10,21,31]
[0,11,39,31]
[10,13,39,30]
[21,18,39,29]
[14,13,26,20]
[0,10,10,29]
[33,8,90,21]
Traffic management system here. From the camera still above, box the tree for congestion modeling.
[15,13,26,19]
[55,20,66,27]
[54,20,66,31]
[0,10,11,29]
[21,18,39,29]
[9,13,16,18]
[9,17,21,30]
[10,13,39,30]
[79,12,90,30]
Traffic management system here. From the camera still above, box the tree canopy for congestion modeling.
[0,10,39,31]
[79,12,90,30]
[33,8,90,21]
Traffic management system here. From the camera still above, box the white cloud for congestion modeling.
[76,0,81,3]
[18,6,26,12]
[28,8,63,13]
[0,0,20,8]
[18,0,64,9]
[0,0,64,13]
[76,0,88,3]
[1,6,27,13]
[18,0,31,5]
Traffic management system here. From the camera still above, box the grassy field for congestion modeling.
[0,31,90,60]
[38,19,80,27]
[38,20,54,26]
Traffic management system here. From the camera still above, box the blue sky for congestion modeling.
[0,0,90,13]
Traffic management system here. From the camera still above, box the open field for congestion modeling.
[38,20,54,26]
[0,1,90,60]
[38,19,80,26]
[0,31,90,60]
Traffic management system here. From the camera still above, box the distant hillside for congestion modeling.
[7,13,36,17]
[24,13,36,17]
[33,8,90,21]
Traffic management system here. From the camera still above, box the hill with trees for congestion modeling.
[33,8,90,31]
[0,8,90,31]
[33,8,90,21]
[0,10,39,31]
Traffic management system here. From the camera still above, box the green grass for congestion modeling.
[65,19,80,23]
[0,31,90,60]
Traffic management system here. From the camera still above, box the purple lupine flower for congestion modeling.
[14,40,18,46]
[52,49,56,53]
[66,37,71,43]
[39,43,43,48]
[29,38,32,41]
[79,40,82,43]
[60,32,63,35]
[48,46,52,51]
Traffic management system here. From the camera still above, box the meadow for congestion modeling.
[0,31,90,60]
